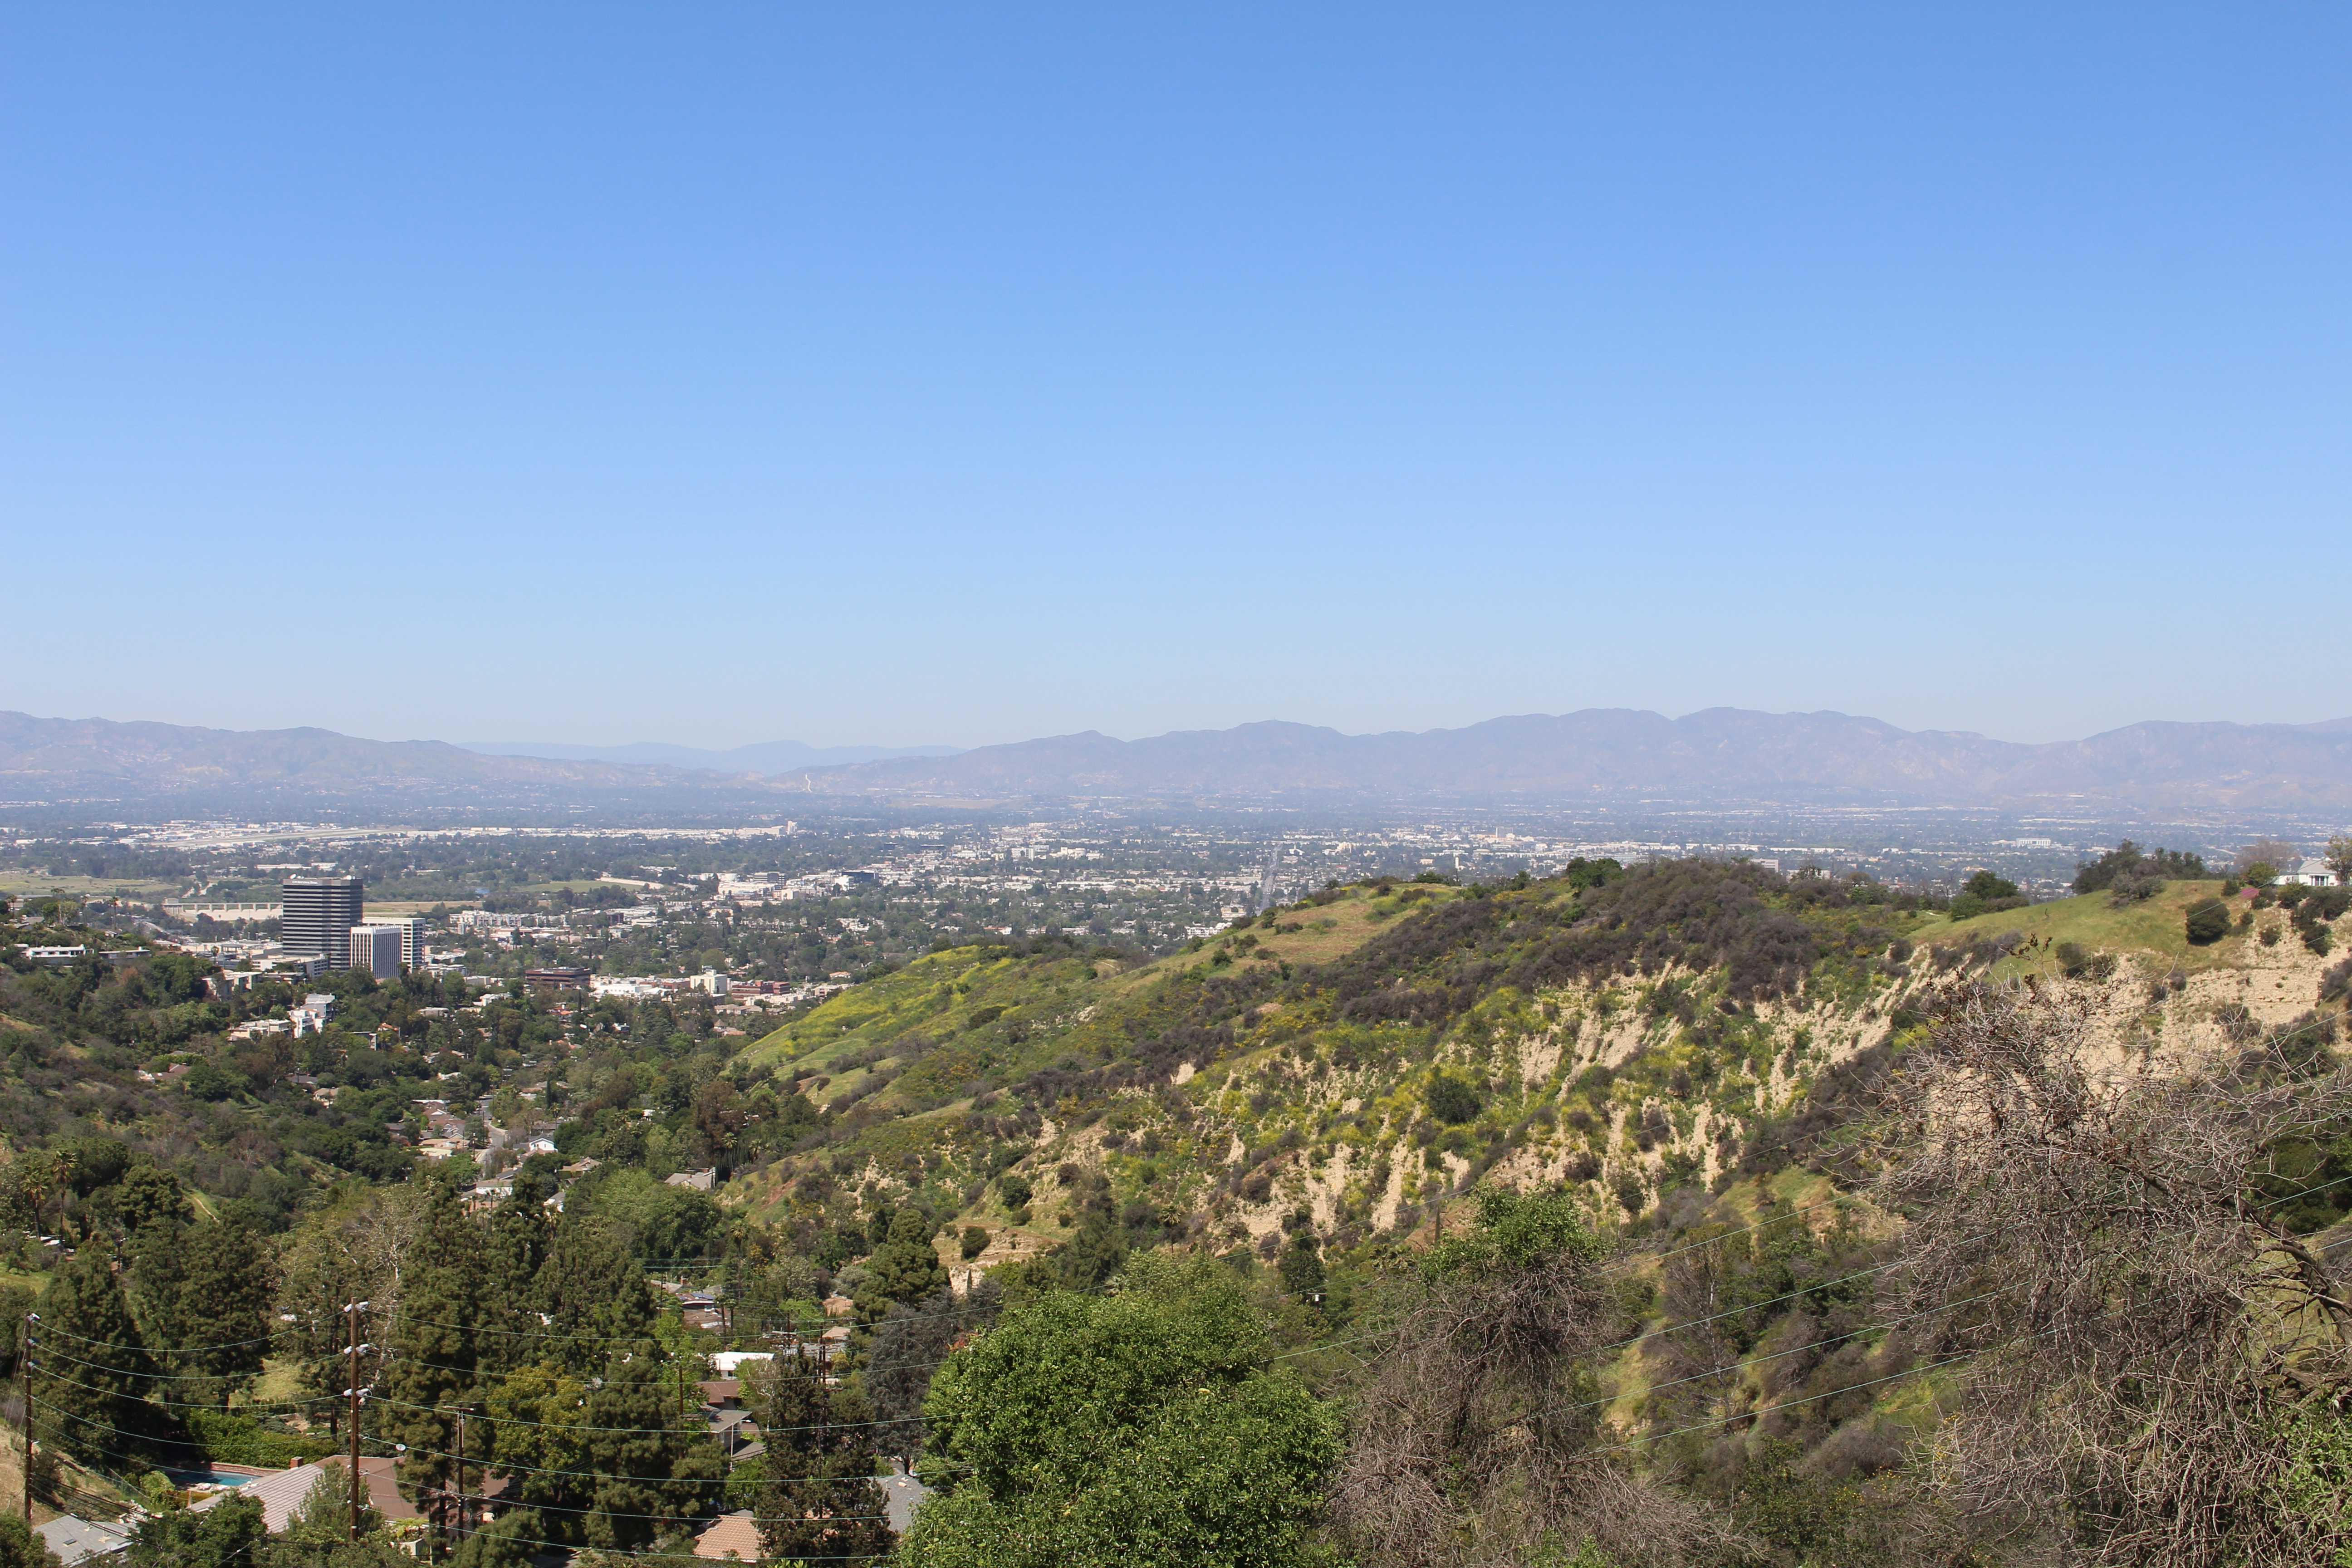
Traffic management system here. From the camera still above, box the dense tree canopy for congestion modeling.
[905,1255,1341,1568]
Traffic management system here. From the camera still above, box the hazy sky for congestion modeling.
[5,5,2347,750]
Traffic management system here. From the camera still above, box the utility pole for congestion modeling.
[816,1334,831,1486]
[344,1301,370,1544]
[20,1312,35,1529]
[453,1410,467,1547]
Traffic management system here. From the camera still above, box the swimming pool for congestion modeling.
[167,1470,257,1490]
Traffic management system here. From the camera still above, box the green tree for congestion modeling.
[1425,1072,1480,1126]
[1733,1437,1885,1567]
[103,1165,191,1238]
[128,1220,276,1405]
[534,1214,659,1373]
[1277,1233,1326,1300]
[905,1254,1340,1568]
[588,1168,721,1263]
[0,1517,61,1568]
[278,1458,386,1546]
[2185,897,2232,946]
[575,1356,725,1552]
[1052,1211,1129,1292]
[381,1177,486,1511]
[36,1245,153,1464]
[261,1539,414,1568]
[481,1356,721,1554]
[862,1210,948,1309]
[481,1360,595,1537]
[127,1493,266,1568]
[476,1197,550,1375]
[757,1363,893,1567]
[1962,869,2021,902]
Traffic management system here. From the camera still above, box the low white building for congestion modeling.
[36,1514,135,1564]
[2279,858,2340,887]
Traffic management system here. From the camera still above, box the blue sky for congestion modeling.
[5,5,2346,749]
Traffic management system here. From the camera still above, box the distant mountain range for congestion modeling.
[459,738,962,771]
[4,707,2349,815]
[794,709,2352,814]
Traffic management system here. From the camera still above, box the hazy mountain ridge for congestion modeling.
[803,707,2352,809]
[460,738,964,772]
[4,707,2349,812]
[0,710,742,796]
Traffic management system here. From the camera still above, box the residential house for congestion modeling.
[34,1515,134,1565]
[191,1455,419,1535]
[692,1512,763,1562]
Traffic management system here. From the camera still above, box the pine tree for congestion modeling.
[1055,1210,1130,1291]
[534,1215,657,1373]
[130,1220,275,1405]
[758,1364,893,1565]
[0,1514,62,1568]
[35,1245,153,1465]
[1277,1233,1326,1300]
[102,1166,190,1239]
[860,1209,947,1311]
[476,1197,549,1376]
[382,1177,486,1511]
[580,1356,722,1551]
[279,1458,385,1545]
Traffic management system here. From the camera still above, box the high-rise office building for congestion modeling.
[281,875,364,966]
[347,924,406,980]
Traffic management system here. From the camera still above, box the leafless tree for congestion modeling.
[1648,1226,1751,1430]
[1328,1189,1739,1568]
[1875,979,2352,1566]
[2240,837,2303,879]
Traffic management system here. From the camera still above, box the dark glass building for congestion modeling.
[281,875,364,966]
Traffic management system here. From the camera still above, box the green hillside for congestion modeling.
[733,862,1940,1231]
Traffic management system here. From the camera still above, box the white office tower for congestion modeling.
[347,924,406,980]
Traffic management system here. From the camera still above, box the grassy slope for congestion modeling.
[1920,880,2240,971]
[726,886,1455,1225]
[727,875,1926,1232]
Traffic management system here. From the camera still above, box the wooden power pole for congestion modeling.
[19,1311,34,1529]
[454,1410,467,1547]
[344,1301,370,1544]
